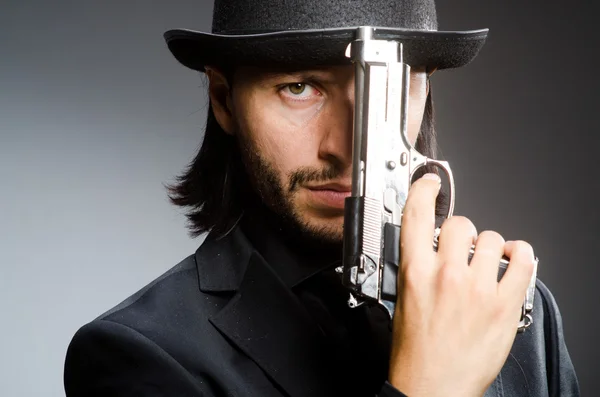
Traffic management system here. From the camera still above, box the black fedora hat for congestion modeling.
[164,0,488,72]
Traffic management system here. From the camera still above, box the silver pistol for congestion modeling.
[340,26,538,332]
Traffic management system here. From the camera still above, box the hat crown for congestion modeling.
[211,0,438,34]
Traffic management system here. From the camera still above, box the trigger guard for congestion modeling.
[419,158,455,219]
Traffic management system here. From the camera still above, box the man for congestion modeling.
[64,0,580,396]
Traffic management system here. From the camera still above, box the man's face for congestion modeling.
[210,65,429,244]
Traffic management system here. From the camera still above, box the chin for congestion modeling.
[288,196,345,242]
[299,211,345,243]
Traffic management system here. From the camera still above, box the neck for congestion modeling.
[240,192,343,268]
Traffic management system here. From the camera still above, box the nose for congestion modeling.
[317,77,355,172]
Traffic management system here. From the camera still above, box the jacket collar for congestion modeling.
[195,201,342,293]
[194,225,252,292]
[194,220,342,397]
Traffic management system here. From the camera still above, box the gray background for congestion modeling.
[1,0,597,395]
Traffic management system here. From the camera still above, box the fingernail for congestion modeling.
[422,173,441,183]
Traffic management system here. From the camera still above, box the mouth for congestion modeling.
[305,183,352,209]
[306,183,352,192]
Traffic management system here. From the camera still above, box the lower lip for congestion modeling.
[307,189,351,209]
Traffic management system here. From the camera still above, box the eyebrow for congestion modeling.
[263,66,423,80]
[258,70,339,86]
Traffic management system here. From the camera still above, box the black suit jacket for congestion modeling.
[64,225,580,396]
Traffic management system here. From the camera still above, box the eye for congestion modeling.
[281,83,320,99]
[289,83,306,95]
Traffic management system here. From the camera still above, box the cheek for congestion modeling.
[235,95,316,184]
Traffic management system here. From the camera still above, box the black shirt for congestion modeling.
[239,203,406,397]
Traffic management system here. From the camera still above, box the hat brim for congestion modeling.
[164,26,488,72]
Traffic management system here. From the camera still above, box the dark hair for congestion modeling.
[166,81,445,238]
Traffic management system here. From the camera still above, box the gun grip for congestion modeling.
[381,222,401,302]
[342,197,363,287]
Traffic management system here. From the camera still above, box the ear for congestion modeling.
[206,67,235,135]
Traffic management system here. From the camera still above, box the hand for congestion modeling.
[388,173,536,397]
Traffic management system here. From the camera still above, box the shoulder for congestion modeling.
[68,228,253,352]
[529,278,571,351]
[66,249,233,356]
[64,316,218,396]
[513,278,569,353]
[64,252,237,395]
[500,278,580,396]
[95,254,198,320]
[77,251,233,341]
[507,278,562,365]
[535,279,560,314]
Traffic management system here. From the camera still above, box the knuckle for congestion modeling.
[403,210,436,231]
[438,263,464,288]
[520,257,536,279]
[514,240,534,257]
[403,265,429,290]
[491,301,509,320]
[442,215,477,237]
[402,204,426,222]
[478,230,506,247]
[512,241,536,268]
[472,282,492,302]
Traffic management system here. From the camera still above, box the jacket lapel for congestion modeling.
[195,227,510,397]
[196,227,338,397]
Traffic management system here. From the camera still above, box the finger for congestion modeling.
[435,216,477,272]
[400,173,441,269]
[469,230,505,284]
[498,240,536,303]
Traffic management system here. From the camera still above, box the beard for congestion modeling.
[234,128,346,252]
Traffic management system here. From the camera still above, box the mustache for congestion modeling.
[288,165,344,192]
